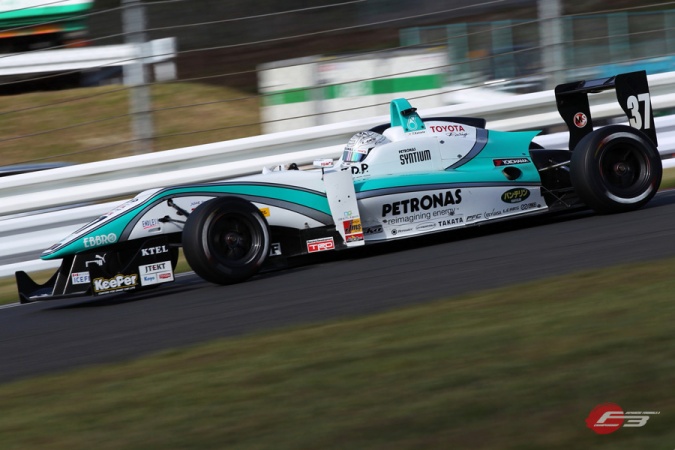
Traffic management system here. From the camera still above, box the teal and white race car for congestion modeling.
[16,71,662,302]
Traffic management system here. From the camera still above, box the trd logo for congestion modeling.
[306,237,335,253]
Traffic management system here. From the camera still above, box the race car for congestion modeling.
[15,70,662,302]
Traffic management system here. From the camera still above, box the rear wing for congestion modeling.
[554,70,657,150]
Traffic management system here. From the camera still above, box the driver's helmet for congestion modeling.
[342,131,388,163]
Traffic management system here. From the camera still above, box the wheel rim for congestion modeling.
[598,140,651,199]
[205,211,262,267]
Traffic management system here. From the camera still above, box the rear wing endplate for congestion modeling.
[554,70,657,150]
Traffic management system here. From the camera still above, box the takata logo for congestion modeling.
[586,403,659,434]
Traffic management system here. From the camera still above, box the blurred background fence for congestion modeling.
[0,0,673,166]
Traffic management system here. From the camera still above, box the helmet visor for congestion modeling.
[342,147,368,163]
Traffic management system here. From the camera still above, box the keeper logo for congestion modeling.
[92,274,138,294]
[585,403,659,434]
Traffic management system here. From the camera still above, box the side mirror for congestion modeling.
[313,159,334,168]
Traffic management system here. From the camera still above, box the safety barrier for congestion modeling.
[2,71,675,277]
[0,38,176,81]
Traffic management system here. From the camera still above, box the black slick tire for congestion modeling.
[182,197,270,285]
[570,125,661,214]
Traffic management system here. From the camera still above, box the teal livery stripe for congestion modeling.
[153,184,330,215]
[263,74,444,106]
[356,173,540,196]
[356,181,541,199]
[42,183,329,260]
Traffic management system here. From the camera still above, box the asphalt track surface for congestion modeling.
[2,190,675,383]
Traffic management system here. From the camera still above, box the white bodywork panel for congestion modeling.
[323,168,365,247]
[358,185,547,241]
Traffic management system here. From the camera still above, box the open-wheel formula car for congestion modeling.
[16,71,662,302]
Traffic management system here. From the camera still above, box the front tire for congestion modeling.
[183,197,270,285]
[570,125,661,214]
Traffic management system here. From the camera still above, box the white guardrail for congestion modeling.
[2,71,675,278]
[0,38,177,81]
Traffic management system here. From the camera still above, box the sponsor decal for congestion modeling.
[85,254,106,267]
[139,261,174,286]
[382,208,457,226]
[574,112,588,128]
[493,158,530,166]
[407,116,419,130]
[346,233,364,242]
[315,159,334,167]
[466,214,482,222]
[83,233,117,248]
[586,403,659,435]
[93,274,139,294]
[399,149,432,165]
[259,207,270,217]
[343,218,363,235]
[270,242,282,256]
[190,200,205,211]
[382,190,462,217]
[501,188,530,204]
[71,271,90,285]
[438,217,464,226]
[346,163,369,175]
[484,209,502,219]
[415,222,436,231]
[520,201,540,211]
[429,124,466,133]
[364,226,383,234]
[391,227,413,236]
[142,218,160,230]
[141,245,169,257]
[307,237,335,253]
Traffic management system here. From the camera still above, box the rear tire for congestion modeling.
[183,197,270,285]
[570,125,661,213]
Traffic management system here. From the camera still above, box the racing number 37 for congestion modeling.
[626,93,651,130]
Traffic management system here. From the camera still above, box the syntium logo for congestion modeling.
[399,149,432,165]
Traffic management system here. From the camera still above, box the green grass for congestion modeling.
[0,82,261,165]
[660,166,675,189]
[0,257,673,449]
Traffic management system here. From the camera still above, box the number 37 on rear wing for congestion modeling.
[554,70,657,150]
